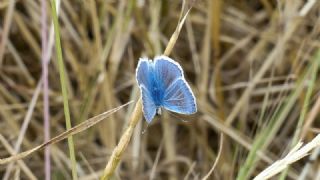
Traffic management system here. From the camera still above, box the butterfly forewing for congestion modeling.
[140,85,157,123]
[136,58,152,89]
[154,56,183,90]
[136,58,157,122]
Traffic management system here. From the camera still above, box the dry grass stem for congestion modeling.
[202,133,224,180]
[254,134,320,180]
[1,0,320,179]
[101,99,142,179]
[0,102,131,165]
[100,3,194,179]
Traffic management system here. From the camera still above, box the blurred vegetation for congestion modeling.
[0,0,320,179]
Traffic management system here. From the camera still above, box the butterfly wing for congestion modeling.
[153,56,197,114]
[154,56,183,89]
[162,78,197,114]
[140,85,157,123]
[136,58,152,88]
[136,58,157,123]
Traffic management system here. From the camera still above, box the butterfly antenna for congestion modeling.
[167,111,191,123]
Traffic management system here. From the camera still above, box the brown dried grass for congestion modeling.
[0,0,320,179]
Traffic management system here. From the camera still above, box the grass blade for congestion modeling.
[50,0,77,179]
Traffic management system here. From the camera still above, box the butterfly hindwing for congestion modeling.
[140,85,157,123]
[163,78,197,114]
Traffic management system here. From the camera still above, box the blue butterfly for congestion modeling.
[136,55,197,123]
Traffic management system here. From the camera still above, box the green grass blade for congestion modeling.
[236,50,320,180]
[50,0,78,179]
[279,50,320,179]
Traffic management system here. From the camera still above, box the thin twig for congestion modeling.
[41,0,50,179]
[100,99,142,180]
[202,133,224,180]
[0,134,37,180]
[0,0,16,66]
[0,102,132,165]
[2,82,42,179]
[100,4,194,179]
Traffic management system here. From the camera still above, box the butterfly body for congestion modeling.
[136,56,197,123]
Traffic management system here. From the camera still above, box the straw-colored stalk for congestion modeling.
[100,5,193,179]
[0,102,131,165]
[254,134,320,180]
[100,99,142,180]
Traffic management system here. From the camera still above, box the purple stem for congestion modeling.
[41,0,50,179]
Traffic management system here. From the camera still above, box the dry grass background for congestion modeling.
[0,0,320,179]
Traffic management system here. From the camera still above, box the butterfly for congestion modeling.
[136,55,197,123]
